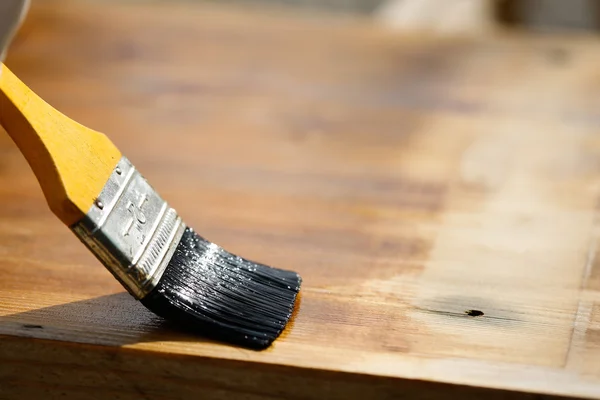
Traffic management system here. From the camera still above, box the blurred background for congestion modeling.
[182,0,600,33]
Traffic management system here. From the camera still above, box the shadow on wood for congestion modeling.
[0,292,231,348]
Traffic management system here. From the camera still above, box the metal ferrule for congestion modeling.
[72,157,186,299]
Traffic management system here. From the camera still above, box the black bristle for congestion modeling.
[140,227,302,349]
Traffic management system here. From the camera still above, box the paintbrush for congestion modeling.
[0,0,301,349]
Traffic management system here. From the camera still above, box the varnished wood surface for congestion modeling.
[1,0,600,399]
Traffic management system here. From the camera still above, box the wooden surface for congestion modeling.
[1,0,600,399]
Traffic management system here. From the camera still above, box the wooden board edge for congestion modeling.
[0,335,585,400]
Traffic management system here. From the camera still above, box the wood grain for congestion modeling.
[1,0,600,399]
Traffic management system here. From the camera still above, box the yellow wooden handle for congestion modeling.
[0,64,121,226]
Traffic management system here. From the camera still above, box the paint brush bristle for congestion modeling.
[141,227,302,349]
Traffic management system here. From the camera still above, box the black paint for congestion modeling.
[141,227,302,350]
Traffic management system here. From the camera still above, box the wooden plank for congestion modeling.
[1,0,600,398]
